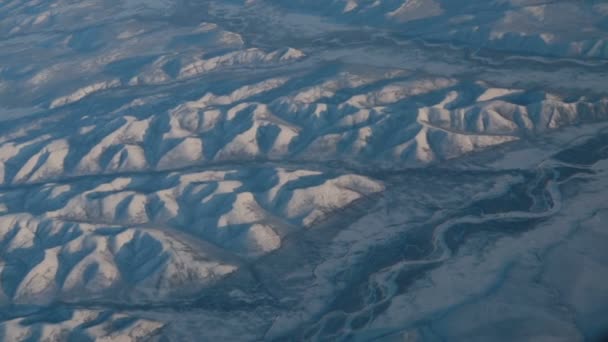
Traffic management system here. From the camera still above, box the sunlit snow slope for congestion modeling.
[1,0,608,341]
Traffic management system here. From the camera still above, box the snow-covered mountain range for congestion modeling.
[1,0,608,341]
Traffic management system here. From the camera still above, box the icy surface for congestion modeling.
[1,0,608,341]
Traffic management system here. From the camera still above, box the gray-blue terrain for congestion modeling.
[0,0,608,341]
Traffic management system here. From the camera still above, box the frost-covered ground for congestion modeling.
[1,0,608,341]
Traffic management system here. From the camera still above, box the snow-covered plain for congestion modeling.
[1,0,608,341]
